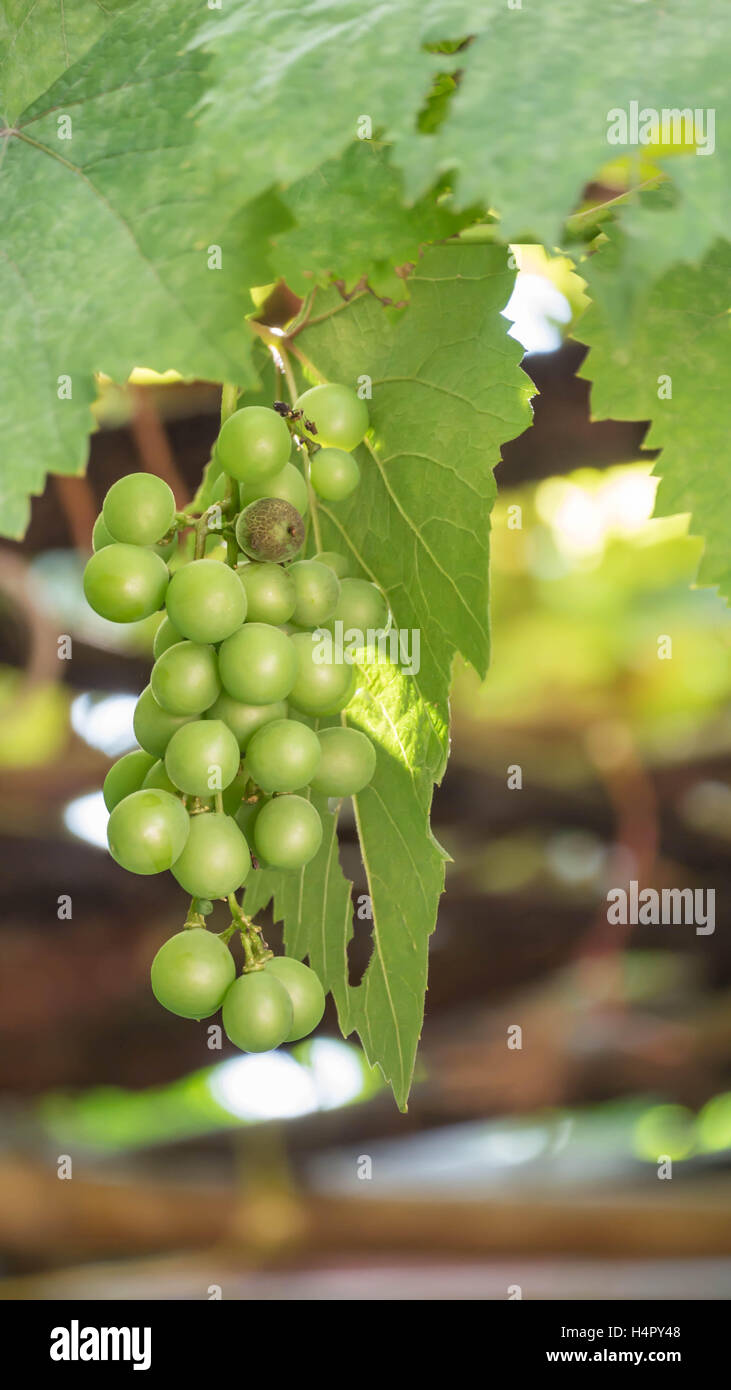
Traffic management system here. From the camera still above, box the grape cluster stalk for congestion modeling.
[85,382,387,1053]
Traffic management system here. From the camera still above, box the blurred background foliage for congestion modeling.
[0,252,729,1301]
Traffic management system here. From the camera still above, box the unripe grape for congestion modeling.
[289,560,340,627]
[151,927,235,1019]
[92,513,114,551]
[310,447,360,501]
[208,464,227,504]
[141,759,180,796]
[235,497,305,564]
[310,727,376,797]
[294,383,369,451]
[165,719,240,797]
[325,577,389,635]
[217,406,291,484]
[150,641,221,716]
[102,749,156,812]
[265,956,326,1041]
[240,461,309,515]
[133,685,196,758]
[245,718,321,794]
[254,794,322,870]
[166,558,246,644]
[153,614,183,658]
[152,533,178,563]
[237,561,296,625]
[222,972,293,1052]
[221,767,248,816]
[316,664,357,716]
[102,472,176,546]
[107,789,190,875]
[207,692,288,751]
[287,631,354,715]
[83,543,169,623]
[218,623,297,705]
[313,550,352,579]
[171,811,250,898]
[234,796,267,842]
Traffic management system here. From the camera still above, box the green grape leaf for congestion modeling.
[570,183,724,342]
[189,0,457,197]
[274,141,480,297]
[0,0,280,537]
[245,242,531,1106]
[578,238,731,600]
[394,0,728,259]
[293,242,531,716]
[0,0,128,121]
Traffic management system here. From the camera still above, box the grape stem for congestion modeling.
[278,342,324,552]
[220,382,238,425]
[183,897,207,929]
[226,892,272,971]
[303,447,322,552]
[194,505,218,560]
[278,343,299,404]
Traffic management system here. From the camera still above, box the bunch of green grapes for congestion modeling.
[85,383,386,1053]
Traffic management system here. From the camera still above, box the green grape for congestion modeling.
[310,447,360,501]
[133,685,196,758]
[265,956,326,1041]
[150,641,221,716]
[234,795,267,842]
[287,632,355,715]
[151,927,235,1020]
[83,544,169,623]
[222,972,293,1053]
[142,758,180,796]
[240,461,309,515]
[152,532,178,563]
[166,558,246,644]
[289,560,340,627]
[237,561,296,625]
[216,406,291,484]
[207,691,288,751]
[310,727,376,796]
[102,749,156,812]
[171,811,250,898]
[203,534,228,563]
[313,550,352,579]
[165,719,240,797]
[221,767,248,816]
[102,472,176,546]
[153,614,183,659]
[208,468,228,504]
[235,497,305,564]
[294,383,369,451]
[92,513,114,551]
[94,514,176,564]
[107,789,190,875]
[325,577,389,635]
[316,664,357,716]
[254,794,322,870]
[245,718,321,794]
[218,623,297,705]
